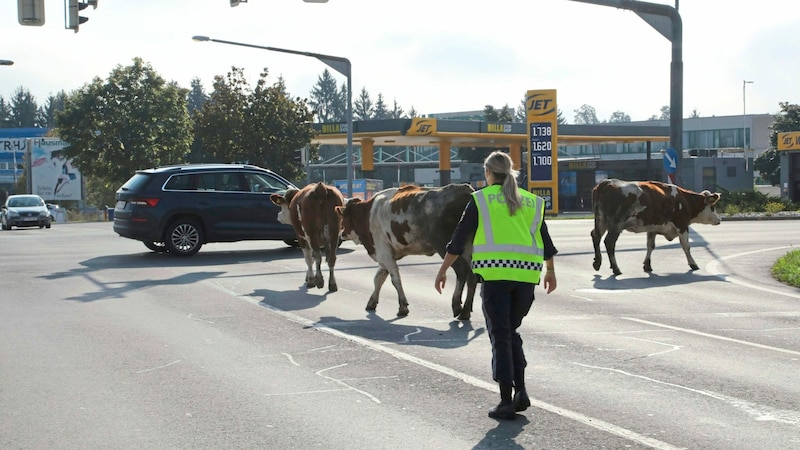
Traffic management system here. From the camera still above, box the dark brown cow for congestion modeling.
[335,183,477,319]
[591,179,722,275]
[270,182,344,291]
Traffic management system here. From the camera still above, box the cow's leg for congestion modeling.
[383,259,410,317]
[450,257,472,320]
[604,229,623,275]
[312,248,324,289]
[325,243,338,292]
[367,266,390,311]
[643,232,657,272]
[678,230,700,270]
[591,226,605,271]
[301,246,316,288]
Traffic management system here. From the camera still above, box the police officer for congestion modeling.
[435,150,557,421]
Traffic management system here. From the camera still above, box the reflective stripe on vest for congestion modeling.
[471,186,545,283]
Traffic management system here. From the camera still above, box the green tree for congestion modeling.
[38,90,68,129]
[9,87,40,128]
[333,81,347,122]
[608,111,631,123]
[407,105,418,118]
[689,108,701,118]
[56,57,192,207]
[309,69,340,123]
[186,77,208,117]
[390,98,404,119]
[0,97,11,127]
[573,104,599,124]
[194,67,316,181]
[193,67,249,163]
[660,105,670,120]
[354,87,373,121]
[243,71,317,180]
[757,102,800,186]
[373,93,389,119]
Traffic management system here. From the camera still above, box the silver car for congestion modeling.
[1,195,52,230]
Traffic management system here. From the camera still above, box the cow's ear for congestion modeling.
[334,205,344,216]
[706,192,721,205]
[269,194,285,206]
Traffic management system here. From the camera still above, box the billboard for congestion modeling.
[30,138,82,201]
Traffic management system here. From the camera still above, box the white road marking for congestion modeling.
[622,317,800,357]
[575,363,800,426]
[706,246,800,300]
[135,360,182,374]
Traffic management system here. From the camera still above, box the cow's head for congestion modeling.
[694,190,722,226]
[270,188,299,225]
[335,197,373,249]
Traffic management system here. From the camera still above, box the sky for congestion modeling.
[2,0,799,123]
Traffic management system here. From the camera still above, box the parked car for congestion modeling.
[113,163,299,256]
[1,194,52,230]
[46,203,59,223]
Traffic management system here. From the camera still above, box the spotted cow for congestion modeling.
[335,183,477,319]
[270,182,345,292]
[591,179,722,275]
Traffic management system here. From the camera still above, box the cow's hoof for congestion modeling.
[689,264,699,271]
[365,302,378,311]
[328,284,338,293]
[452,305,462,318]
[397,308,409,317]
[593,261,601,271]
[456,311,471,321]
[612,268,622,276]
[643,265,653,273]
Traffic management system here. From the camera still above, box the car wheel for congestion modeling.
[143,241,169,253]
[165,219,204,256]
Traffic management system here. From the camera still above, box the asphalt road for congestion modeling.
[1,218,799,449]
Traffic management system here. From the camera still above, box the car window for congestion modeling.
[244,172,291,193]
[216,172,246,192]
[164,174,197,191]
[119,173,153,191]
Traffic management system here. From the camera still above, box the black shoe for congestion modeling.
[488,401,517,420]
[513,390,531,412]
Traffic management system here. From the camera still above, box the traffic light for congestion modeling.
[66,0,98,33]
[18,0,45,26]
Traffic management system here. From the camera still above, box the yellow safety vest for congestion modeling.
[471,185,546,283]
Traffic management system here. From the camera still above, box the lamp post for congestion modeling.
[743,80,753,169]
[192,35,353,196]
[0,59,14,66]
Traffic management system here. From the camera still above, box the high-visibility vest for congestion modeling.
[471,185,545,283]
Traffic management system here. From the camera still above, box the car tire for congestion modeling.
[143,241,169,253]
[165,219,204,257]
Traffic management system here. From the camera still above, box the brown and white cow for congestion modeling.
[270,182,345,292]
[591,179,722,275]
[335,183,477,319]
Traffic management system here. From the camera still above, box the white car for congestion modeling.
[1,194,52,230]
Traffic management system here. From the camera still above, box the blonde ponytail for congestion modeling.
[484,151,521,215]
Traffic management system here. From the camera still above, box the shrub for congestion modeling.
[772,249,800,288]
[764,202,785,214]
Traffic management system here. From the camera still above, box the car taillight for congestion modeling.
[130,198,160,207]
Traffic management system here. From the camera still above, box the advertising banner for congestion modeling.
[30,138,82,201]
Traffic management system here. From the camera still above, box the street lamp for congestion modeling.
[192,35,353,196]
[0,59,14,66]
[743,80,753,169]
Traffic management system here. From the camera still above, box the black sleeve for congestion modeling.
[445,198,478,256]
[541,220,558,259]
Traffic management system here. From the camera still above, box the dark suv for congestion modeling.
[113,164,298,256]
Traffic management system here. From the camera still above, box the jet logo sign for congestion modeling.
[778,132,800,151]
[526,93,556,117]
